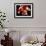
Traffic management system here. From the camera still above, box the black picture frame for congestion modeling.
[14,3,33,18]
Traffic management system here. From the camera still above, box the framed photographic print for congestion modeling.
[14,3,33,18]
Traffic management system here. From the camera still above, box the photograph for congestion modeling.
[14,3,33,18]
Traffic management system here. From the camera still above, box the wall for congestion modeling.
[0,0,46,46]
[0,0,46,27]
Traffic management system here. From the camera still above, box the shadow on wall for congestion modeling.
[13,40,21,46]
